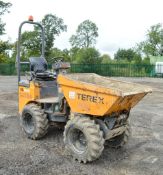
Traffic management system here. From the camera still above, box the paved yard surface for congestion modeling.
[0,76,163,175]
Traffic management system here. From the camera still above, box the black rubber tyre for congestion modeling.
[64,115,104,163]
[105,122,130,148]
[21,103,49,140]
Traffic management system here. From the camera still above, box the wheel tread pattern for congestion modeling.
[64,115,104,163]
[21,103,49,140]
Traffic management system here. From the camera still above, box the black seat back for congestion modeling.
[29,57,48,73]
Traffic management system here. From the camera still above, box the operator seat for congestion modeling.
[29,57,55,80]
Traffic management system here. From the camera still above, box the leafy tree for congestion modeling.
[41,14,67,57]
[21,31,41,59]
[0,40,10,53]
[70,20,98,48]
[69,47,80,62]
[19,14,67,61]
[101,54,111,64]
[0,1,11,35]
[71,47,100,64]
[48,48,71,63]
[0,40,12,62]
[61,49,71,61]
[142,57,150,65]
[132,54,142,64]
[114,48,141,62]
[137,23,163,56]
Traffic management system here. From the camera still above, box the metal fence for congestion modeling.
[0,63,162,77]
[71,64,162,77]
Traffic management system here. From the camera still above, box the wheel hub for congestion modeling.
[23,113,35,134]
[69,128,87,154]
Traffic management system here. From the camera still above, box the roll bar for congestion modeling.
[16,19,45,83]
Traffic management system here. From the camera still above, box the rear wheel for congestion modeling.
[21,103,49,140]
[64,115,104,163]
[106,122,130,148]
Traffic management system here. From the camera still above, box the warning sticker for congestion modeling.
[69,91,76,99]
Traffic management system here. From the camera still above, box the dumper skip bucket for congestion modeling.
[57,73,152,116]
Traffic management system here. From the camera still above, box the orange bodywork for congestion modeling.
[18,73,152,117]
[19,82,40,113]
[57,74,151,116]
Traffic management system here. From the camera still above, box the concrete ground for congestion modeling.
[0,76,163,175]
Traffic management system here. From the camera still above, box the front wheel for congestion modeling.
[21,103,49,140]
[64,115,104,163]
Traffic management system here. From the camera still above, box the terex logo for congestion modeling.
[77,93,104,104]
